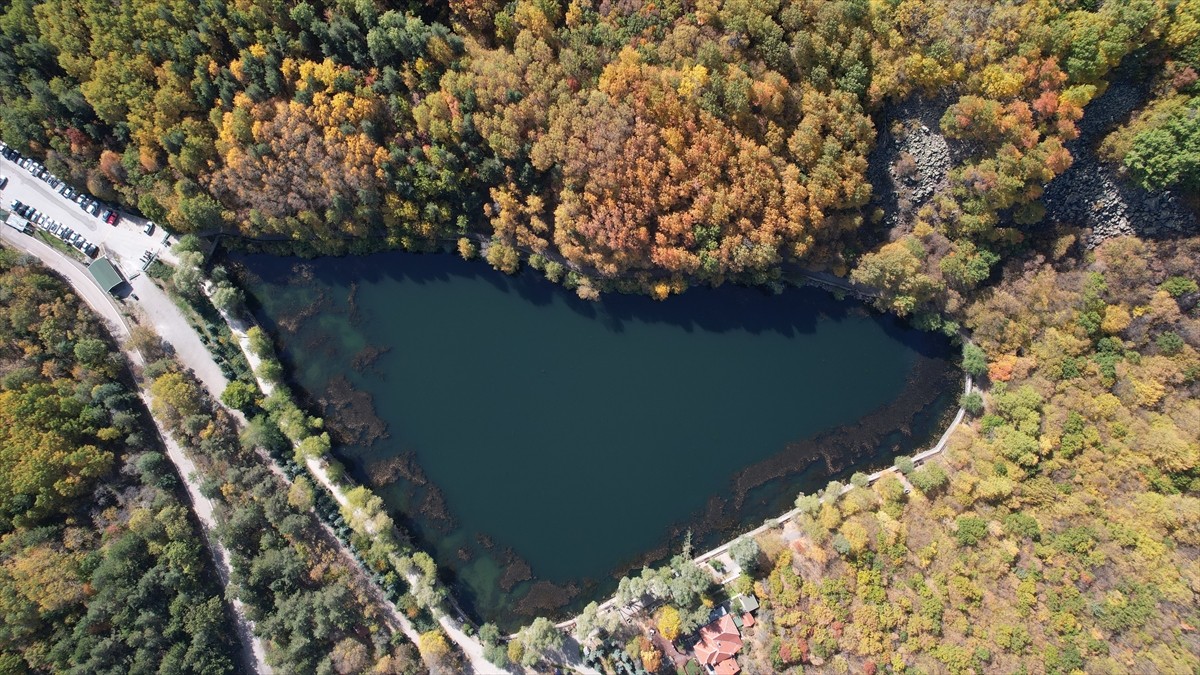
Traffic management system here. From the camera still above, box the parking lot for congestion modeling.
[0,143,179,278]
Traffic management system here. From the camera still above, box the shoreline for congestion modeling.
[228,245,968,632]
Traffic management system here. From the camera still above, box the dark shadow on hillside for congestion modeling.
[1040,54,1198,242]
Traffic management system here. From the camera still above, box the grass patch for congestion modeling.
[34,230,85,261]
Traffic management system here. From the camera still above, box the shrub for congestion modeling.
[850,472,870,488]
[894,456,915,474]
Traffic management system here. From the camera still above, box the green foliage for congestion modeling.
[909,464,948,495]
[1124,96,1200,191]
[961,391,984,416]
[1156,331,1185,355]
[954,517,988,547]
[0,252,239,672]
[962,343,988,378]
[221,380,259,411]
[729,536,760,573]
[1161,276,1198,297]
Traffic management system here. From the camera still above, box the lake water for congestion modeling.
[232,251,957,629]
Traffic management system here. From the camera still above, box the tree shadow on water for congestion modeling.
[230,247,951,358]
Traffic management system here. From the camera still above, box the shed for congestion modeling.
[88,257,124,294]
[736,593,759,614]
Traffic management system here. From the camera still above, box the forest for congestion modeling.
[0,247,239,673]
[1,0,1199,672]
[0,0,1191,295]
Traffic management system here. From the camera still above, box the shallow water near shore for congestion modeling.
[232,250,958,629]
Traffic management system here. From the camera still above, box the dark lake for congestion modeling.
[232,251,958,629]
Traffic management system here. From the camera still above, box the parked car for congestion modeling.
[59,227,72,241]
[84,243,98,258]
[143,221,156,236]
[0,175,8,189]
[35,213,48,227]
[48,222,59,235]
[9,199,22,211]
[106,211,120,226]
[89,202,101,216]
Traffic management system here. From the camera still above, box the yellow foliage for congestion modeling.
[1131,377,1166,408]
[1102,305,1132,334]
[979,63,1023,99]
[677,64,710,99]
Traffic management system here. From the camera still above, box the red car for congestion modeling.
[105,210,120,226]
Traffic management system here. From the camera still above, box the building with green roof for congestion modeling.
[88,257,124,294]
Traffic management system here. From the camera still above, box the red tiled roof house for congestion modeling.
[693,614,743,675]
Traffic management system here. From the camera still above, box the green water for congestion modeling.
[234,251,956,627]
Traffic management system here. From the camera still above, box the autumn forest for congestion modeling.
[2,0,1200,672]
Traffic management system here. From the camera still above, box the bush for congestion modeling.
[894,456,915,474]
[850,472,870,488]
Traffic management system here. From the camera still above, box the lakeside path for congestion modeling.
[0,228,272,675]
[216,297,598,675]
[552,372,974,633]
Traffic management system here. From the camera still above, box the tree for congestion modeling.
[909,464,949,495]
[72,337,108,368]
[221,380,258,411]
[962,343,988,378]
[210,280,245,314]
[729,537,760,574]
[656,606,682,641]
[955,517,988,547]
[641,646,662,672]
[1124,96,1200,191]
[172,251,206,297]
[961,391,984,416]
[518,617,563,666]
[418,630,451,666]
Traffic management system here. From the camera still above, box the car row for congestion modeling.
[9,199,99,257]
[1,141,157,242]
[1,141,109,220]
